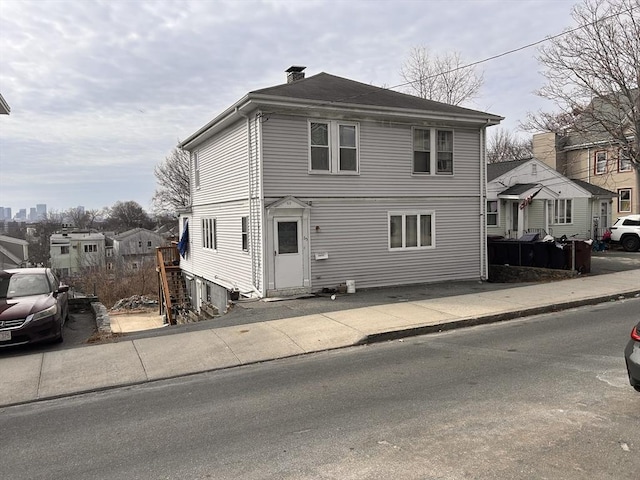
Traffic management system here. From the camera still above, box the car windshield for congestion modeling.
[0,274,51,299]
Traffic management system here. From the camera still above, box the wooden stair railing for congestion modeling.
[156,245,187,325]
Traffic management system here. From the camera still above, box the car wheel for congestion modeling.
[621,235,640,252]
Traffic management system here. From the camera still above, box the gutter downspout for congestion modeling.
[237,107,263,299]
[480,123,488,281]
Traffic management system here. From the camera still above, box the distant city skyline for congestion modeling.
[0,203,91,222]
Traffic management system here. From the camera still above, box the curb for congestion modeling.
[358,290,640,345]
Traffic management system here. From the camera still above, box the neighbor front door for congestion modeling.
[274,217,304,289]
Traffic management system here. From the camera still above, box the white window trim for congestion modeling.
[595,151,607,175]
[241,216,248,252]
[202,217,217,251]
[193,151,201,190]
[486,200,499,227]
[412,127,454,176]
[549,199,573,225]
[388,211,436,251]
[308,120,360,175]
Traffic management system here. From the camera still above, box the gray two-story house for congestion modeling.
[178,67,502,310]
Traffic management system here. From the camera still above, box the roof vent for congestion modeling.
[286,66,306,83]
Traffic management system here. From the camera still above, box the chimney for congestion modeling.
[286,66,306,83]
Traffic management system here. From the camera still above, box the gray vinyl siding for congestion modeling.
[192,119,248,206]
[278,197,483,290]
[527,202,546,233]
[182,201,254,294]
[261,115,482,199]
[548,197,590,238]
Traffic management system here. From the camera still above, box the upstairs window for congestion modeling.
[309,120,359,174]
[595,151,607,175]
[413,128,454,175]
[84,244,97,253]
[619,148,632,172]
[60,246,69,254]
[193,151,200,189]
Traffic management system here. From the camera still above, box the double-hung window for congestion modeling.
[193,151,200,189]
[549,199,572,224]
[389,211,435,250]
[618,188,632,212]
[241,216,248,252]
[486,200,499,226]
[309,120,359,173]
[619,148,632,172]
[595,151,607,175]
[202,218,217,250]
[413,128,453,175]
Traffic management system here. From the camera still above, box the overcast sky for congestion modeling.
[0,0,578,216]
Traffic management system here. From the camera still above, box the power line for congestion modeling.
[390,1,640,92]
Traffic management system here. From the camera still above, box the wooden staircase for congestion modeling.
[156,245,190,325]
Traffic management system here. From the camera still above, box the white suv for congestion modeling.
[609,214,640,252]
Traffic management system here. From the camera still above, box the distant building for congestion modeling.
[36,204,47,220]
[29,207,37,222]
[109,228,167,270]
[15,209,27,221]
[3,208,11,221]
[49,230,106,277]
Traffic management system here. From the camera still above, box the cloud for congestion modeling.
[0,0,576,213]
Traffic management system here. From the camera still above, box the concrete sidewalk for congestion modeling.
[1,269,639,408]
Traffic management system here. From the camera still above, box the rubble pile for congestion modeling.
[111,295,159,311]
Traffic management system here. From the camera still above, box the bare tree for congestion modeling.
[522,0,640,174]
[400,46,484,106]
[152,147,190,215]
[487,129,534,163]
[105,201,153,232]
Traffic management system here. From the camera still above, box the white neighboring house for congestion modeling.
[0,234,28,269]
[177,66,503,312]
[487,158,616,240]
[50,231,106,277]
[109,228,167,270]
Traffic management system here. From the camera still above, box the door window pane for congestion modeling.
[278,221,298,254]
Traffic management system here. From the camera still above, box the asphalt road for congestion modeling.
[2,298,638,479]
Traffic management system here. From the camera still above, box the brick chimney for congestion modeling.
[286,66,306,83]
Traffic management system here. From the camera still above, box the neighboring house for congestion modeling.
[49,231,106,277]
[0,234,28,269]
[177,66,502,310]
[487,158,615,240]
[109,228,167,270]
[533,131,638,221]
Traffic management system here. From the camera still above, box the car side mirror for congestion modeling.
[57,285,70,294]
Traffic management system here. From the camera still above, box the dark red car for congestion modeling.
[0,268,69,347]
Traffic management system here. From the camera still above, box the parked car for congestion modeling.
[608,214,640,252]
[0,268,69,347]
[624,320,640,392]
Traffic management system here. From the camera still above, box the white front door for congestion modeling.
[274,217,304,289]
